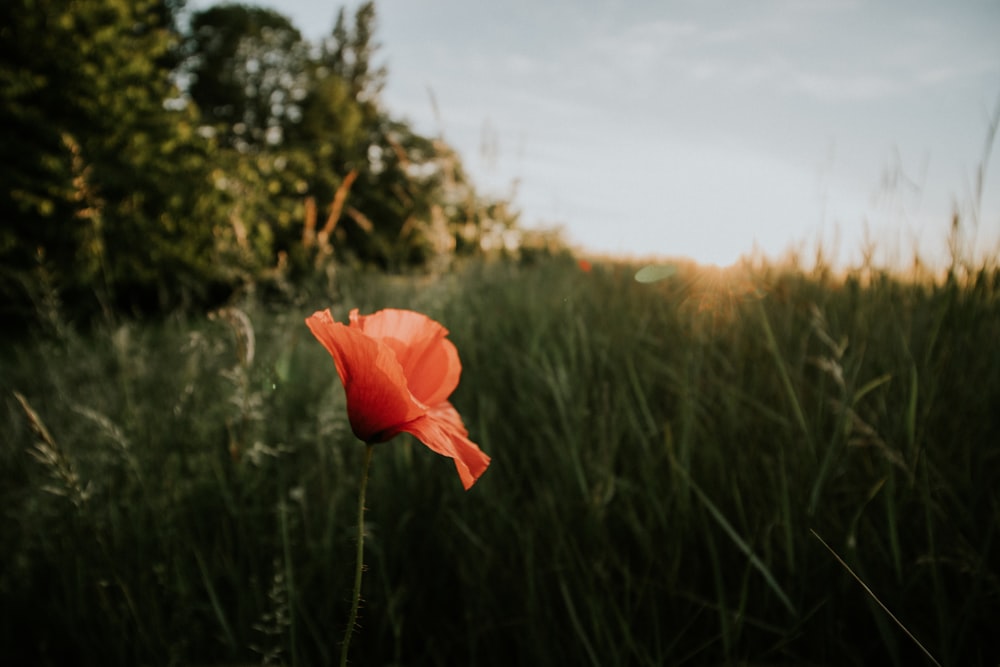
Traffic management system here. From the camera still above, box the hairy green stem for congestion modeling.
[340,443,375,667]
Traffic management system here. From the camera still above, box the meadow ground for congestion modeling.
[2,253,998,666]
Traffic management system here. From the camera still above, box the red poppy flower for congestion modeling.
[306,308,490,489]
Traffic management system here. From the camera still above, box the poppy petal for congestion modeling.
[350,308,461,407]
[399,402,491,490]
[306,310,425,442]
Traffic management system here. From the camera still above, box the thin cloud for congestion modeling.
[791,72,907,101]
[579,2,996,106]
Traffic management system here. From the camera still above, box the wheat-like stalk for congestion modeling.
[14,391,91,508]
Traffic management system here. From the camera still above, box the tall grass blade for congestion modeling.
[905,363,919,464]
[884,474,903,581]
[851,372,892,407]
[669,453,797,616]
[279,499,299,667]
[703,527,732,657]
[756,301,812,454]
[192,548,237,651]
[810,529,941,667]
[777,448,796,573]
[558,579,602,667]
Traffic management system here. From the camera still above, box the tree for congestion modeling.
[319,2,387,102]
[181,2,443,271]
[287,2,448,269]
[183,4,309,151]
[0,0,541,329]
[0,0,229,323]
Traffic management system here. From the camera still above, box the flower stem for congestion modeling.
[340,442,374,667]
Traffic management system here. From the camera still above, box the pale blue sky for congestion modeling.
[190,0,1000,268]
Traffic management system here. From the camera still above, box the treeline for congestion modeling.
[0,0,561,326]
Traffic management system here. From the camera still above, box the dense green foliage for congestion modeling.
[1,0,536,328]
[1,0,220,319]
[3,256,998,666]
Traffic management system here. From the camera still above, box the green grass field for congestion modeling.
[3,253,998,666]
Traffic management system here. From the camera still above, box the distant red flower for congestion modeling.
[306,308,490,489]
[577,258,593,273]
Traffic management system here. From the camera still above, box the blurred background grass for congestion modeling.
[3,253,998,666]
